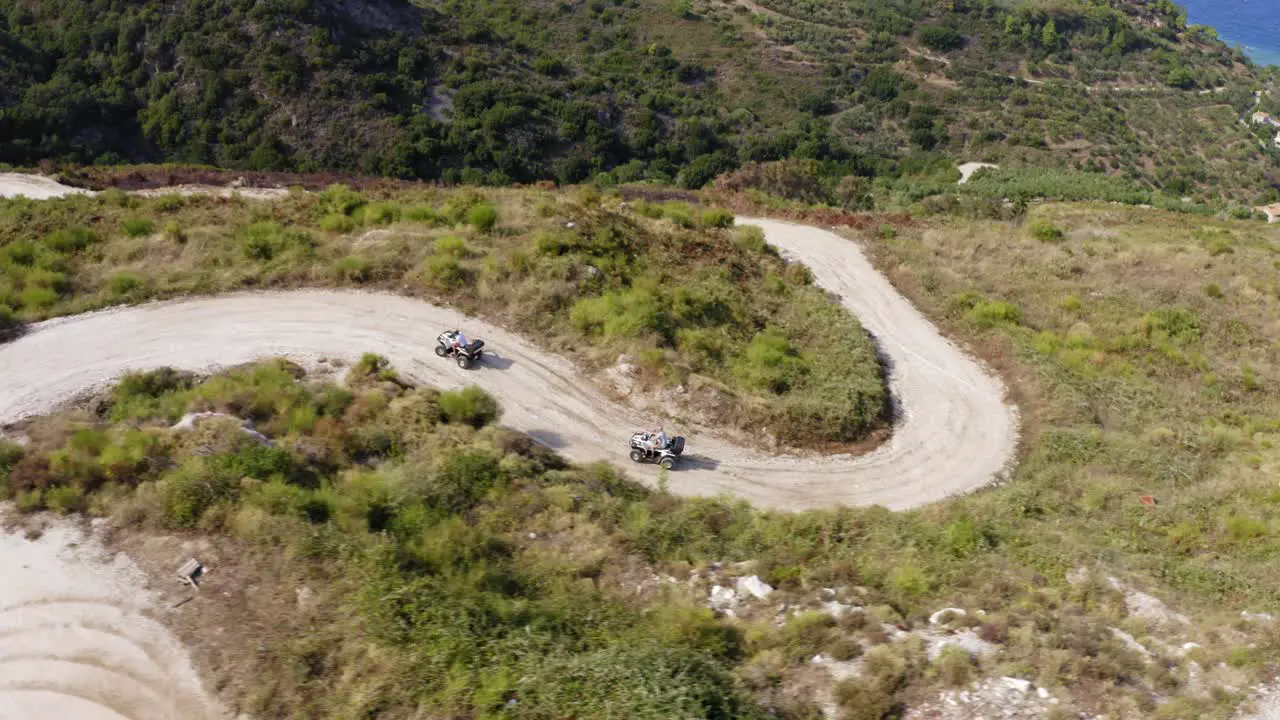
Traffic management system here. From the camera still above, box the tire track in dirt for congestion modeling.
[0,515,223,720]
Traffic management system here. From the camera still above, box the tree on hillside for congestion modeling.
[919,25,963,53]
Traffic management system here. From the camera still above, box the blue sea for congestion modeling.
[1181,0,1280,68]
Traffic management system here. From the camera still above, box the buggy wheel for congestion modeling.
[659,457,674,470]
[434,344,449,357]
[629,449,645,463]
[456,354,472,369]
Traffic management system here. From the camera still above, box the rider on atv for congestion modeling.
[646,426,669,451]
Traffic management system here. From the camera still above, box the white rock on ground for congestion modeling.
[925,630,997,661]
[956,162,998,184]
[930,607,967,625]
[709,585,738,610]
[736,575,774,601]
[1110,628,1153,659]
[171,411,273,445]
[820,601,859,619]
[1001,677,1032,694]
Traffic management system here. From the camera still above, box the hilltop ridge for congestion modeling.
[0,0,1278,202]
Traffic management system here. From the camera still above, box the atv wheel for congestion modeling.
[629,449,645,463]
[474,350,483,362]
[659,457,675,470]
[456,354,472,369]
[434,344,449,357]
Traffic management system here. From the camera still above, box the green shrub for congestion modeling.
[44,485,87,514]
[733,330,809,394]
[0,439,25,484]
[152,194,186,212]
[828,637,863,661]
[14,488,44,513]
[163,220,186,243]
[919,25,963,51]
[1204,282,1223,299]
[361,201,402,226]
[734,225,768,253]
[160,457,237,527]
[320,213,357,233]
[320,184,367,216]
[968,299,1023,328]
[1226,515,1267,541]
[44,227,97,252]
[570,288,665,339]
[1029,220,1065,242]
[468,203,498,232]
[438,386,501,427]
[333,256,372,283]
[428,448,505,511]
[0,304,20,337]
[663,202,696,228]
[633,200,665,219]
[933,646,974,686]
[405,205,444,223]
[1142,308,1202,345]
[878,223,897,239]
[115,367,194,401]
[423,255,467,290]
[700,208,735,228]
[109,272,145,297]
[888,561,932,598]
[239,223,314,262]
[434,236,469,258]
[834,677,897,720]
[19,286,59,310]
[121,217,155,237]
[350,353,399,384]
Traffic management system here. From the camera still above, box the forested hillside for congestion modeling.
[1,0,1278,202]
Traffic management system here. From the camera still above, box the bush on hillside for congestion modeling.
[919,25,963,52]
[438,386,500,427]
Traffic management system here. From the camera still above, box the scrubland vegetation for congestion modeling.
[0,186,887,446]
[3,178,1280,717]
[2,0,1277,200]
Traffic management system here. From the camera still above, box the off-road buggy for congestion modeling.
[435,330,485,369]
[629,431,685,469]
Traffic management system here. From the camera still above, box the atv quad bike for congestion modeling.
[629,432,685,469]
[435,330,485,369]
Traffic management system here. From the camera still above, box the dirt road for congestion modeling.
[0,174,1016,719]
[0,510,223,720]
[0,214,1017,511]
[0,174,94,200]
